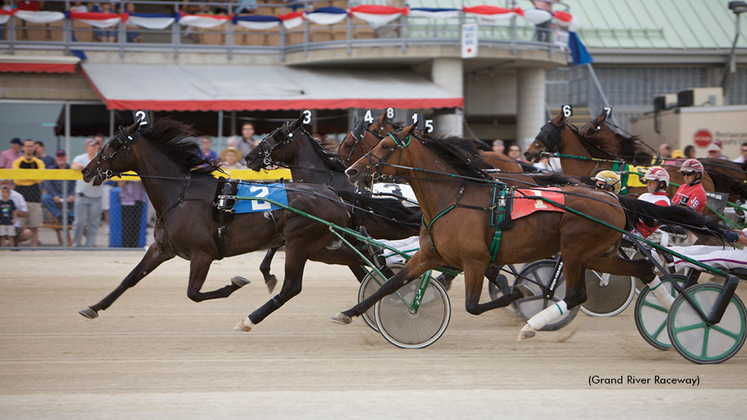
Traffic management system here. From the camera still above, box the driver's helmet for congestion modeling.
[679,159,705,174]
[642,166,670,187]
[593,170,621,194]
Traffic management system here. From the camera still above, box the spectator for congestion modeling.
[734,142,747,164]
[658,143,671,159]
[226,135,240,149]
[94,3,117,42]
[684,145,697,159]
[70,138,104,247]
[531,1,553,42]
[219,147,245,169]
[16,0,41,11]
[70,1,88,12]
[200,136,219,161]
[11,140,46,247]
[492,139,505,154]
[714,140,729,160]
[235,0,257,14]
[117,180,146,248]
[673,159,707,215]
[41,149,75,224]
[236,122,258,158]
[507,144,527,163]
[125,3,141,42]
[0,179,31,246]
[671,149,683,159]
[707,144,726,160]
[1,138,23,169]
[34,140,55,168]
[0,185,18,247]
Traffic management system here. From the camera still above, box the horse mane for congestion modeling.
[412,132,493,179]
[140,118,217,175]
[582,127,653,164]
[305,130,348,172]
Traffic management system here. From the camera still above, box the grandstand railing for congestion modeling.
[0,1,568,60]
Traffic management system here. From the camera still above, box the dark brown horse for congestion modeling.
[581,111,747,203]
[337,113,524,173]
[335,124,723,341]
[79,118,370,332]
[525,110,716,197]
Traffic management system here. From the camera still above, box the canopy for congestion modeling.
[81,63,464,111]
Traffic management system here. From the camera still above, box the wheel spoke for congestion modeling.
[700,327,710,358]
[672,322,707,334]
[711,324,743,340]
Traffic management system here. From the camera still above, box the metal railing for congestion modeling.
[0,1,567,59]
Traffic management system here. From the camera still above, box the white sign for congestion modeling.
[461,23,478,59]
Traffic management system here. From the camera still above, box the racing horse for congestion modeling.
[244,115,422,288]
[335,123,724,341]
[525,110,716,197]
[78,118,371,331]
[581,110,747,203]
[337,113,525,173]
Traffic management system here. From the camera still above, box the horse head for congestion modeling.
[345,123,417,188]
[580,109,609,138]
[245,115,306,170]
[82,121,141,186]
[525,110,567,162]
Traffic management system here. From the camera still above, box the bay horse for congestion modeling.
[581,111,747,203]
[525,110,716,197]
[335,123,723,341]
[79,118,372,332]
[337,113,525,173]
[244,115,423,287]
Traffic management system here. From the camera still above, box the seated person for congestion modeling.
[673,159,707,214]
[633,167,671,239]
[219,147,245,169]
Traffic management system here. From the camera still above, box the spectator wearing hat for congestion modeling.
[714,140,729,160]
[671,149,684,159]
[70,138,104,247]
[11,140,46,247]
[707,144,726,160]
[219,147,245,169]
[41,149,75,223]
[1,138,23,169]
[34,140,55,168]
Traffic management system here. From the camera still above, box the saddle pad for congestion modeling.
[233,183,289,214]
[623,164,647,188]
[510,188,565,220]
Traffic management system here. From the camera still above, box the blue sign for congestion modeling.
[234,183,289,213]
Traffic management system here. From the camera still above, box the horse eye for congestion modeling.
[381,143,389,150]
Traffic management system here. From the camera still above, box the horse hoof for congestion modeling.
[233,316,254,332]
[330,313,352,325]
[231,276,251,288]
[265,276,278,294]
[518,324,536,342]
[514,284,535,299]
[79,307,98,319]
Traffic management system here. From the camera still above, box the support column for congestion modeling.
[516,67,546,151]
[431,57,463,137]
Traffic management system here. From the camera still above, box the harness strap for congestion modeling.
[488,185,510,264]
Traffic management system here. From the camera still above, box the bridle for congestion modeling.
[341,128,384,165]
[95,125,141,182]
[253,121,306,168]
[361,131,409,183]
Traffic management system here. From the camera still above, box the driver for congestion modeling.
[592,170,621,194]
[672,159,707,214]
[633,167,672,238]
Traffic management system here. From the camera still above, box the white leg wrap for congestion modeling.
[649,276,675,311]
[527,301,568,331]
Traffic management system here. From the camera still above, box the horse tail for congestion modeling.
[618,196,725,240]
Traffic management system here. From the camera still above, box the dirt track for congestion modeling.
[1,250,746,419]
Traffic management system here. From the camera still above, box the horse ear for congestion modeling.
[377,112,387,127]
[402,123,417,137]
[352,115,366,139]
[593,110,607,125]
[125,121,140,135]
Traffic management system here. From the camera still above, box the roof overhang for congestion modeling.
[81,63,463,111]
[0,55,80,73]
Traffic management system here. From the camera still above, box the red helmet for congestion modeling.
[642,167,670,187]
[679,159,704,174]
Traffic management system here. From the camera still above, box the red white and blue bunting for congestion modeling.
[4,5,578,33]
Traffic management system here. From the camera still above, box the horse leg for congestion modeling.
[330,251,442,324]
[79,242,176,319]
[185,253,252,302]
[234,243,312,332]
[463,262,533,315]
[259,247,279,293]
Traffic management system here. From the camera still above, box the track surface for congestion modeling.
[1,251,745,419]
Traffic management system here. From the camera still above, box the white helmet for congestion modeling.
[642,167,670,187]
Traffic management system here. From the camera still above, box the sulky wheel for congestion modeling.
[511,259,579,331]
[667,283,747,364]
[580,269,636,317]
[634,274,686,350]
[358,263,405,332]
[373,272,451,349]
